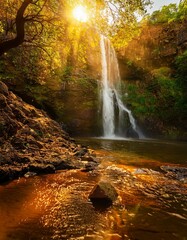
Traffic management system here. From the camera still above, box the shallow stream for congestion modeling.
[0,138,187,240]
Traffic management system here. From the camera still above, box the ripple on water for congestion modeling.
[0,138,187,240]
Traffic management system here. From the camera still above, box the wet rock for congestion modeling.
[12,155,30,164]
[24,171,37,178]
[106,234,122,240]
[0,166,27,183]
[0,81,9,96]
[0,154,7,165]
[54,160,76,170]
[11,137,27,150]
[84,235,96,240]
[29,163,56,174]
[89,181,118,208]
[0,168,10,182]
[160,166,187,181]
[106,165,132,179]
[9,167,27,179]
[73,148,88,157]
[0,94,7,109]
[81,156,98,163]
[84,235,103,240]
[134,168,160,175]
[88,149,96,157]
[134,168,148,175]
[81,160,99,172]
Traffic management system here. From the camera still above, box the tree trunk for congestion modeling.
[0,0,32,56]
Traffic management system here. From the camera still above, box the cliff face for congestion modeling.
[116,20,187,138]
[118,20,187,80]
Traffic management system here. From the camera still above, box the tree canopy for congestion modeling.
[0,0,64,56]
[0,0,152,56]
[147,0,187,24]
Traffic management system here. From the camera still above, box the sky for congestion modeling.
[147,0,180,14]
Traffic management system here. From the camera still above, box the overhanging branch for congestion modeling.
[0,0,32,56]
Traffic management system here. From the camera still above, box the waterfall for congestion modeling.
[100,35,143,139]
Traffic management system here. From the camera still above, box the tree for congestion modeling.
[88,0,151,35]
[0,0,62,57]
[0,0,152,57]
[148,4,178,24]
[0,0,33,56]
[177,0,187,20]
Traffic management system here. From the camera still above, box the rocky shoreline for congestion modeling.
[0,81,98,183]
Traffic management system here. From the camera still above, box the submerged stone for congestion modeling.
[160,165,187,181]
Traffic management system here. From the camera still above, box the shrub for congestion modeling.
[175,50,187,86]
[123,65,186,126]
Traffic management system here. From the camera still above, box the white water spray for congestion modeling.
[100,35,143,138]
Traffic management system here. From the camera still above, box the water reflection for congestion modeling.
[81,137,187,166]
[0,138,187,239]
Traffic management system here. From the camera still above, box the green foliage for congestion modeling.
[87,0,152,37]
[124,84,156,117]
[0,2,101,129]
[174,50,187,122]
[123,67,186,126]
[147,1,187,24]
[175,50,187,85]
[151,67,171,78]
[177,0,187,20]
[148,4,178,24]
[156,76,184,118]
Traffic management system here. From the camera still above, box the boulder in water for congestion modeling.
[89,181,118,208]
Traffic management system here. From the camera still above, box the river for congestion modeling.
[0,138,187,240]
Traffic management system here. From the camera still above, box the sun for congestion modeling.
[73,5,88,22]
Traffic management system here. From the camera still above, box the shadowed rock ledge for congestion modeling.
[0,81,98,183]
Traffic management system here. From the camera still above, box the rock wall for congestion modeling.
[116,20,187,138]
[118,20,187,81]
[0,81,98,183]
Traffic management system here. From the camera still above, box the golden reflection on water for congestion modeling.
[0,178,43,240]
[0,140,187,239]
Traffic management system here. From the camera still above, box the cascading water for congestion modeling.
[100,35,143,139]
